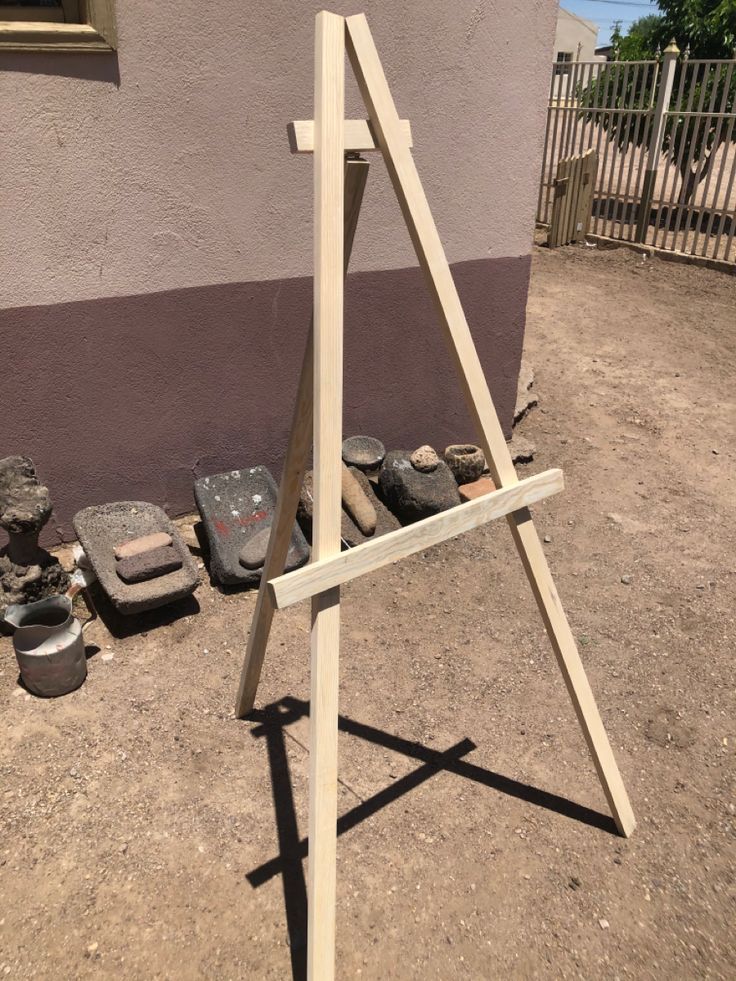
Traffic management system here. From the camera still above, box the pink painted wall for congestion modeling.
[0,1,558,541]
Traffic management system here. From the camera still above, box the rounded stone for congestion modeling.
[410,445,440,472]
[444,444,486,484]
[239,527,271,570]
[342,436,386,472]
[238,526,301,571]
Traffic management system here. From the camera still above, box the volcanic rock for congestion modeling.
[379,450,460,524]
[0,456,69,618]
[444,444,486,484]
[194,466,309,587]
[116,545,183,584]
[410,445,440,473]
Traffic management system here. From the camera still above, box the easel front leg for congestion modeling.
[309,12,345,981]
[235,163,368,719]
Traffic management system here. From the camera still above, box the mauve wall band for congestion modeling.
[1,255,529,544]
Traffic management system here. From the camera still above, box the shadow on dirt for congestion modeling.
[243,695,616,980]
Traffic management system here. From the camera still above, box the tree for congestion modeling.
[584,0,736,204]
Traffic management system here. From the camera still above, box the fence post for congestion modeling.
[635,39,680,242]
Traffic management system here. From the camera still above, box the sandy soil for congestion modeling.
[1,243,734,980]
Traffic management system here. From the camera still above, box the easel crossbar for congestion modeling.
[268,468,564,609]
[289,117,412,153]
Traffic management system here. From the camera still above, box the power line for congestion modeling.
[581,0,658,6]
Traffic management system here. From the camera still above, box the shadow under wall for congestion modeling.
[0,255,530,543]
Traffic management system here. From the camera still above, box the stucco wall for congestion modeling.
[0,0,558,541]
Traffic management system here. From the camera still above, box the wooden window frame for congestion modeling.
[0,0,116,52]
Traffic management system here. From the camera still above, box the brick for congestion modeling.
[458,476,496,502]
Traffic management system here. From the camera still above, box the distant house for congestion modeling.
[595,43,616,61]
[551,7,603,98]
[554,6,600,65]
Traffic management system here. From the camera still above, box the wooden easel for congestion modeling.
[236,12,635,978]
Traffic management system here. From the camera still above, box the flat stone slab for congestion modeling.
[194,466,309,587]
[73,502,199,615]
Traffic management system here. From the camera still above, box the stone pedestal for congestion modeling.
[0,456,69,619]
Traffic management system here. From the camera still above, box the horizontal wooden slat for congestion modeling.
[268,468,564,609]
[288,118,412,153]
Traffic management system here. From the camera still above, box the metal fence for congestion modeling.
[537,49,736,265]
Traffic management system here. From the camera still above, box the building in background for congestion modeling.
[0,0,559,540]
[551,7,603,99]
[555,6,600,65]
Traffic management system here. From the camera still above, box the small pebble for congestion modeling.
[621,575,632,585]
[101,652,114,663]
[599,918,610,930]
[544,534,552,543]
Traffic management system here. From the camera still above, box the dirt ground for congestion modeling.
[1,243,734,980]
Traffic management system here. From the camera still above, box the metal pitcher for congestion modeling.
[4,593,87,697]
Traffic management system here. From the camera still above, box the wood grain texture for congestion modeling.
[234,157,369,718]
[85,0,116,48]
[0,20,109,51]
[346,12,635,838]
[289,118,412,153]
[0,0,116,50]
[269,469,564,609]
[308,12,345,981]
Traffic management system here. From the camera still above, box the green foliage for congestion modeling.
[582,1,736,202]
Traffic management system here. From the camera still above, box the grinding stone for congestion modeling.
[238,525,303,571]
[114,531,172,560]
[116,545,183,584]
[194,466,309,587]
[73,502,199,615]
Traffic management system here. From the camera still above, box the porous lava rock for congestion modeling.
[379,450,460,524]
[0,456,69,619]
[410,445,440,473]
[444,444,486,484]
[116,545,183,584]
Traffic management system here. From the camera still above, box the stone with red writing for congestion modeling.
[194,466,309,587]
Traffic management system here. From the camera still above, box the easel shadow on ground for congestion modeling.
[244,695,616,981]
